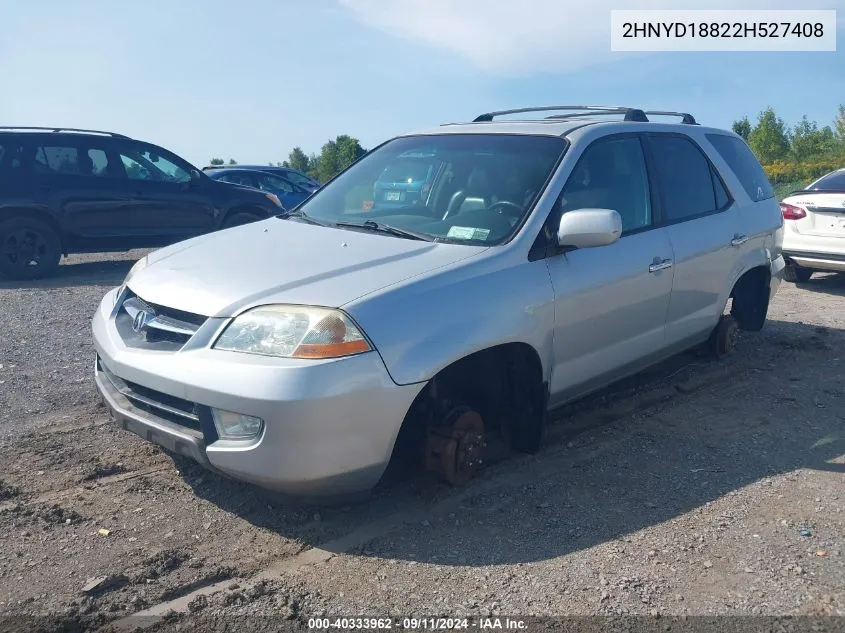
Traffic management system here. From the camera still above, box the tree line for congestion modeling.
[732,105,845,195]
[209,106,845,198]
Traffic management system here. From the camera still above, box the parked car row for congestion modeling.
[0,127,320,279]
[91,105,790,499]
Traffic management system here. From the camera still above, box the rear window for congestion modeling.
[706,134,774,202]
[378,160,433,183]
[808,170,845,192]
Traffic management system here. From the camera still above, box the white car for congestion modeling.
[781,168,845,282]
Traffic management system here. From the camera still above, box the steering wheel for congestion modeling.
[488,200,524,220]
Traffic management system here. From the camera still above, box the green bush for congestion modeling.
[763,158,843,184]
[773,179,808,201]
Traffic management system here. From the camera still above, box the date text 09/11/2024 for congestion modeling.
[307,618,528,630]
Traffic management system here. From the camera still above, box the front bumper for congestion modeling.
[92,288,425,496]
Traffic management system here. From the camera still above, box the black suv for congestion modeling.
[0,127,284,279]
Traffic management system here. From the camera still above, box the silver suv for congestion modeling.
[92,106,785,498]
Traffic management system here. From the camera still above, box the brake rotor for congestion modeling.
[425,406,485,486]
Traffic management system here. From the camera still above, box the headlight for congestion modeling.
[213,305,372,359]
[265,193,282,208]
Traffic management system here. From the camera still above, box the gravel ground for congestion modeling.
[0,252,843,632]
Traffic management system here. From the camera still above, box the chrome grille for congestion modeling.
[116,290,207,351]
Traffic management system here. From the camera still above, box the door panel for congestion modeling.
[662,209,742,343]
[544,134,674,406]
[118,145,216,243]
[645,134,743,345]
[546,229,675,405]
[30,144,129,244]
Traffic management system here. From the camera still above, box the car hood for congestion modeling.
[128,218,488,317]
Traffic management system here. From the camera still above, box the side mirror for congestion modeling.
[557,208,622,249]
[187,169,203,187]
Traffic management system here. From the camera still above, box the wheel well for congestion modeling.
[222,206,265,224]
[383,343,547,484]
[729,265,771,332]
[0,208,66,254]
[428,343,545,431]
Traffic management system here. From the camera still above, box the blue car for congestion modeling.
[206,168,312,210]
[372,155,441,211]
[205,164,320,193]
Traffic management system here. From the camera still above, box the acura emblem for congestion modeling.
[132,310,152,333]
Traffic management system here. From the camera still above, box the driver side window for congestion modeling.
[117,144,192,184]
[556,136,652,234]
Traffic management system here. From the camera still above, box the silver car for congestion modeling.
[92,105,785,498]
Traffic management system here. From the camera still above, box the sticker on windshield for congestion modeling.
[447,226,491,241]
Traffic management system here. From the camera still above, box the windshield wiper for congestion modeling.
[278,209,328,226]
[334,220,433,242]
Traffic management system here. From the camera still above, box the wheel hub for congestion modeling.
[425,407,485,486]
[715,316,739,357]
[4,229,45,268]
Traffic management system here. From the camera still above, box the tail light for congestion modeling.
[780,203,806,220]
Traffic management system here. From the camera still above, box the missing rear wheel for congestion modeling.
[709,314,739,359]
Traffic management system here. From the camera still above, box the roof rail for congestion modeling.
[472,106,650,123]
[471,105,699,125]
[642,111,698,125]
[0,126,129,138]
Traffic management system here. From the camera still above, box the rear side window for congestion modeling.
[706,134,774,202]
[713,167,730,209]
[35,146,80,174]
[86,148,111,177]
[0,142,24,174]
[648,136,722,222]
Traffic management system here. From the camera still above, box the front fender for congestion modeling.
[347,258,556,386]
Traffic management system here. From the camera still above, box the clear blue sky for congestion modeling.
[2,1,843,167]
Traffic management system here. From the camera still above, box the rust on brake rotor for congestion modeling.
[425,407,485,486]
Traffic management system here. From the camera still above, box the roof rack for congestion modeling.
[642,111,698,125]
[0,126,129,138]
[471,105,697,125]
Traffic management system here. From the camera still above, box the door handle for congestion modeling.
[731,234,748,247]
[648,258,673,273]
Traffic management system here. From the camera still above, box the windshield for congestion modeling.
[808,170,845,192]
[293,134,565,245]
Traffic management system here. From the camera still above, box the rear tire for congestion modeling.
[0,217,61,280]
[784,264,812,283]
[221,212,261,229]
